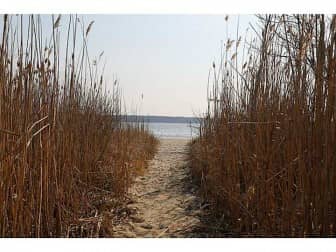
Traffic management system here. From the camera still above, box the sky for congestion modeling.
[85,15,257,117]
[1,14,256,117]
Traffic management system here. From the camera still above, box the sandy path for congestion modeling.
[112,139,201,238]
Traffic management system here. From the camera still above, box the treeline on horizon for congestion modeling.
[0,14,157,237]
[189,14,336,237]
[122,115,201,124]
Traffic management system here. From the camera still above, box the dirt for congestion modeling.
[110,138,203,238]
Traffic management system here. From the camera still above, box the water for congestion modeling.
[147,122,199,139]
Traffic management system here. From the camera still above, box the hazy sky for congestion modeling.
[2,14,256,117]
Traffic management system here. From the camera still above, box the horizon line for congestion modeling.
[122,114,202,118]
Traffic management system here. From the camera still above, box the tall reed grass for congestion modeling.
[0,14,157,237]
[190,14,336,237]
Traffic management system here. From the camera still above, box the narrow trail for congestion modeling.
[112,139,202,238]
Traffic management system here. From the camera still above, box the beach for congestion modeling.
[112,138,202,237]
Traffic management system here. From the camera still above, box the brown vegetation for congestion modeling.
[189,14,336,237]
[0,14,157,237]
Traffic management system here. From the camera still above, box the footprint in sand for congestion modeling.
[111,139,202,238]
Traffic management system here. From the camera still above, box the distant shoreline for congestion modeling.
[121,115,201,124]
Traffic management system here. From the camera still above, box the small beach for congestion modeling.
[112,139,201,237]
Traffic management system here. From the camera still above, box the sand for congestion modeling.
[111,138,202,238]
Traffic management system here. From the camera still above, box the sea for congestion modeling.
[123,115,200,139]
[147,122,200,139]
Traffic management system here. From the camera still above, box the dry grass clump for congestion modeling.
[0,14,157,237]
[190,14,336,237]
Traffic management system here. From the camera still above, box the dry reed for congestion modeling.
[0,14,157,237]
[190,14,336,237]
